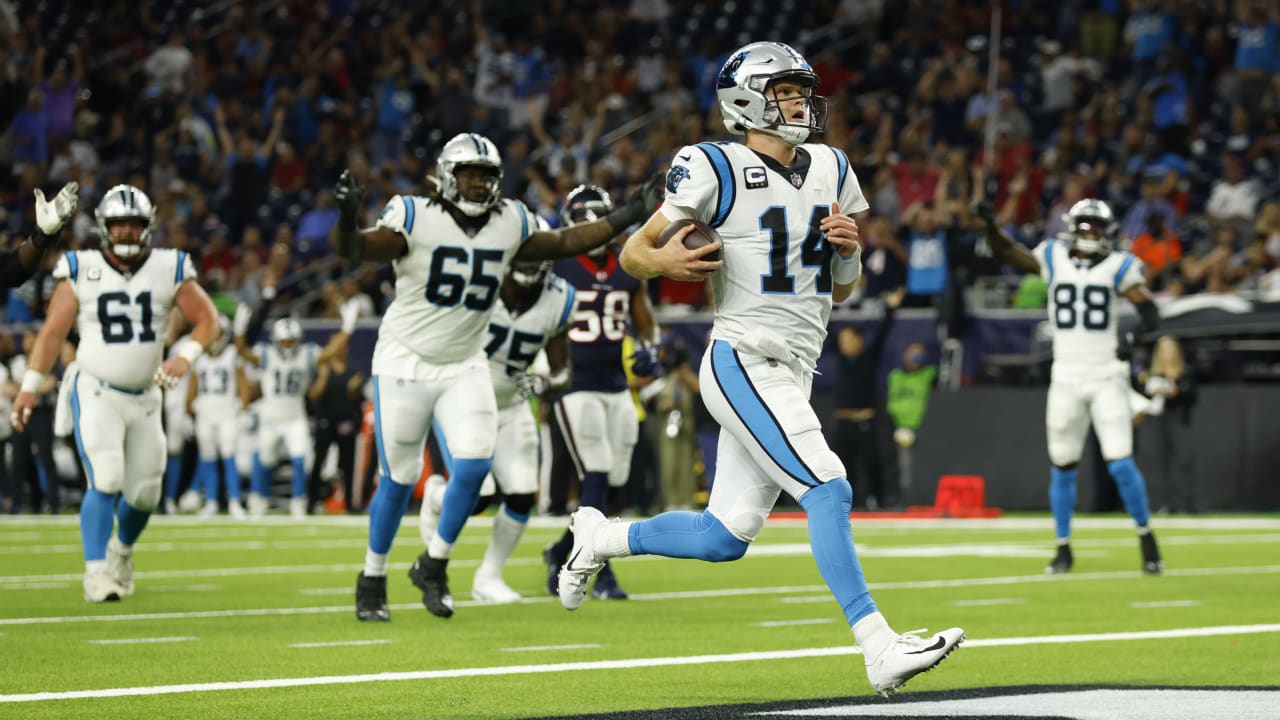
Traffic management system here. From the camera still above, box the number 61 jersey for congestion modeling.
[54,249,197,391]
[1033,238,1145,382]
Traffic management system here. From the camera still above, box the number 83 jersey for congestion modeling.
[1033,238,1145,382]
[54,249,197,391]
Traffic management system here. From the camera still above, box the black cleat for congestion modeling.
[408,551,454,618]
[1140,532,1163,575]
[1046,543,1073,574]
[355,573,389,622]
[591,561,628,600]
[544,543,566,597]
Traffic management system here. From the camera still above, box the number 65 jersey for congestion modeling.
[1033,238,1145,383]
[54,249,197,391]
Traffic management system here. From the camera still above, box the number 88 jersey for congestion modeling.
[1033,238,1145,381]
[54,249,196,391]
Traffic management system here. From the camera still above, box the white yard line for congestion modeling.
[3,564,1276,627]
[86,637,198,645]
[5,624,1278,703]
[1130,600,1203,608]
[499,644,603,652]
[753,619,838,627]
[289,640,394,649]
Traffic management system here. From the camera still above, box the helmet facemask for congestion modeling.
[95,184,155,261]
[509,259,550,288]
[560,185,614,258]
[1059,199,1118,258]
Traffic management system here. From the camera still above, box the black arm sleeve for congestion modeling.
[868,304,897,358]
[1135,299,1159,337]
[244,293,276,343]
[0,247,37,289]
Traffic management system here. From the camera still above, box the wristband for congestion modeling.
[177,340,205,365]
[832,247,862,285]
[261,285,277,301]
[20,369,46,394]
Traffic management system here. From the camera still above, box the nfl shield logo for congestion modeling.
[789,173,802,188]
[596,271,608,282]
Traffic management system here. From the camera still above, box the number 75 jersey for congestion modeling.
[54,249,197,391]
[1033,238,1145,381]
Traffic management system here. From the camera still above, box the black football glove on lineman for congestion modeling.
[334,170,365,231]
[604,172,665,234]
[974,201,997,230]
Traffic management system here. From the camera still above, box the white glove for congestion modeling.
[233,303,251,338]
[153,366,182,390]
[339,299,359,334]
[1144,376,1174,396]
[893,427,916,448]
[34,182,79,237]
[516,373,549,399]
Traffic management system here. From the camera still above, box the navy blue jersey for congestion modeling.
[553,250,640,393]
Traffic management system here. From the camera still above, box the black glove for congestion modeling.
[335,170,365,231]
[604,172,664,233]
[630,343,660,378]
[974,201,997,230]
[1117,331,1135,362]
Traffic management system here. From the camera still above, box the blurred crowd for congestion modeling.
[2,0,1279,322]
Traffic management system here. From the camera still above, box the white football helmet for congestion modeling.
[94,184,155,259]
[271,318,303,356]
[1059,199,1118,256]
[716,42,827,145]
[436,132,503,216]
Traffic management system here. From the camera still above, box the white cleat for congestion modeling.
[227,500,247,519]
[197,501,219,518]
[471,572,523,604]
[418,474,446,545]
[83,569,126,603]
[105,537,135,597]
[246,493,270,517]
[557,506,606,611]
[177,490,204,513]
[864,627,965,697]
[162,498,178,516]
[289,497,308,519]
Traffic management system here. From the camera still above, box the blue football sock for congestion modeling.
[627,510,748,562]
[1108,457,1152,528]
[580,471,609,511]
[797,478,877,626]
[116,499,151,546]
[80,489,117,561]
[197,460,218,501]
[291,457,307,498]
[1049,466,1078,540]
[436,458,493,544]
[222,458,242,500]
[502,503,530,523]
[250,455,271,497]
[164,455,183,501]
[367,479,413,554]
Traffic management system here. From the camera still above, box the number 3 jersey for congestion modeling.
[1033,239,1145,382]
[373,195,538,371]
[53,249,197,390]
[554,251,640,394]
[485,274,576,409]
[660,141,869,370]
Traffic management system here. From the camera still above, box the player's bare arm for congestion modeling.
[620,212,723,282]
[629,282,660,346]
[11,282,78,431]
[975,201,1040,275]
[154,279,220,389]
[333,170,408,263]
[825,201,864,304]
[544,331,572,393]
[518,174,664,261]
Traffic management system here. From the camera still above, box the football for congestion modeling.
[656,219,723,262]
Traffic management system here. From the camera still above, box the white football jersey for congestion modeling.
[193,344,240,417]
[1034,239,1145,381]
[486,274,576,409]
[54,249,197,390]
[374,195,537,366]
[254,341,317,421]
[661,141,869,368]
[163,334,193,411]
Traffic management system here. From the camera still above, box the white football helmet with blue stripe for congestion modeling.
[1060,199,1117,257]
[436,133,503,217]
[716,42,827,145]
[94,184,155,258]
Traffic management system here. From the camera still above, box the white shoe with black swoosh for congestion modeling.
[557,506,606,611]
[864,626,965,696]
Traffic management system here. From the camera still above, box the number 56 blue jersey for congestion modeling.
[54,248,197,391]
[661,141,869,370]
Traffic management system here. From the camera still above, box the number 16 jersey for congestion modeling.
[1033,239,1145,382]
[53,249,197,391]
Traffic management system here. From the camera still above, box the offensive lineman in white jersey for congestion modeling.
[187,316,246,517]
[558,42,965,696]
[12,184,220,602]
[977,200,1163,575]
[419,252,577,604]
[335,131,660,622]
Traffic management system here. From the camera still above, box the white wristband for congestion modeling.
[20,369,46,394]
[177,340,205,364]
[832,247,862,285]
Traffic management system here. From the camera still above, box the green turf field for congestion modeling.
[1,513,1277,719]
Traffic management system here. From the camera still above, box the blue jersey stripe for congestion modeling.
[67,251,78,282]
[697,143,735,228]
[372,377,393,482]
[71,379,95,488]
[1045,241,1056,285]
[558,283,577,330]
[709,340,819,487]
[518,202,529,240]
[1114,253,1136,291]
[832,147,850,198]
[402,196,415,234]
[175,251,186,283]
[431,419,455,476]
